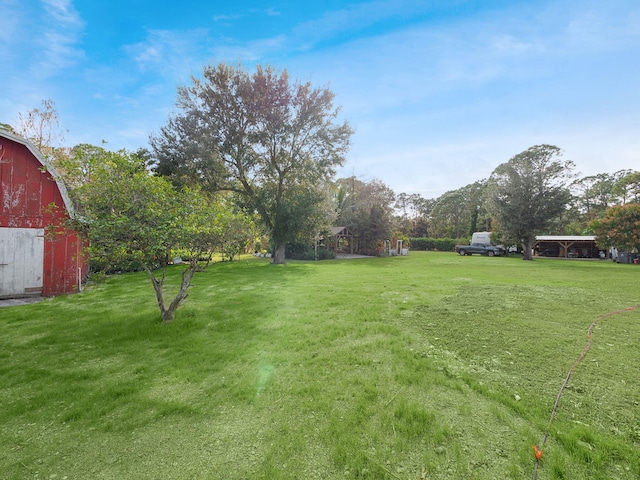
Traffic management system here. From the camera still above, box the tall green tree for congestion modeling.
[410,195,435,237]
[151,63,353,264]
[590,204,640,253]
[487,145,575,260]
[429,181,488,239]
[334,177,396,255]
[570,173,621,220]
[394,193,433,237]
[429,190,467,238]
[559,170,635,235]
[614,170,640,205]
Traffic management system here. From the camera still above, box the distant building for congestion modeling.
[0,130,87,298]
[533,235,599,258]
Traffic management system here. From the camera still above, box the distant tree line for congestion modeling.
[330,146,638,260]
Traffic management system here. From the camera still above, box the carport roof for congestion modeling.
[535,236,596,241]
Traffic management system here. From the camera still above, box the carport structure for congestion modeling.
[534,235,600,258]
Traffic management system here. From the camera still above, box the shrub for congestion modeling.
[89,258,145,274]
[410,238,433,251]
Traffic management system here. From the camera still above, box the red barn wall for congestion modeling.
[1,134,87,296]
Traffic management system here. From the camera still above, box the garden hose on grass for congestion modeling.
[532,304,640,480]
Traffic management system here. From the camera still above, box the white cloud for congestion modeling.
[33,0,85,76]
[562,4,640,52]
[124,28,209,77]
[0,0,22,45]
[210,35,288,64]
[289,0,436,47]
[41,0,83,25]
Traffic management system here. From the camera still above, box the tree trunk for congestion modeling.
[161,308,175,324]
[273,242,286,264]
[144,262,199,323]
[162,262,198,323]
[522,241,534,260]
[144,265,169,321]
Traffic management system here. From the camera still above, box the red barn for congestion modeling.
[0,130,87,298]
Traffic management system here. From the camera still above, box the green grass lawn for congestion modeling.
[1,252,639,479]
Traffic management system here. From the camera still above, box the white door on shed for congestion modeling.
[0,227,45,297]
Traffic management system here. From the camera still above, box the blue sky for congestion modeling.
[2,0,639,198]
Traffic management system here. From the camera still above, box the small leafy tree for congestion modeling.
[590,203,640,253]
[76,148,219,323]
[213,205,257,261]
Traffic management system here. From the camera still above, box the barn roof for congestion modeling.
[0,129,76,218]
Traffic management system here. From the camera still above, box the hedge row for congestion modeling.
[409,237,468,252]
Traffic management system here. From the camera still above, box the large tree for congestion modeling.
[151,63,353,264]
[614,170,640,205]
[428,181,488,239]
[590,203,640,253]
[429,190,467,238]
[394,193,434,237]
[487,145,575,260]
[570,172,626,221]
[334,177,396,255]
